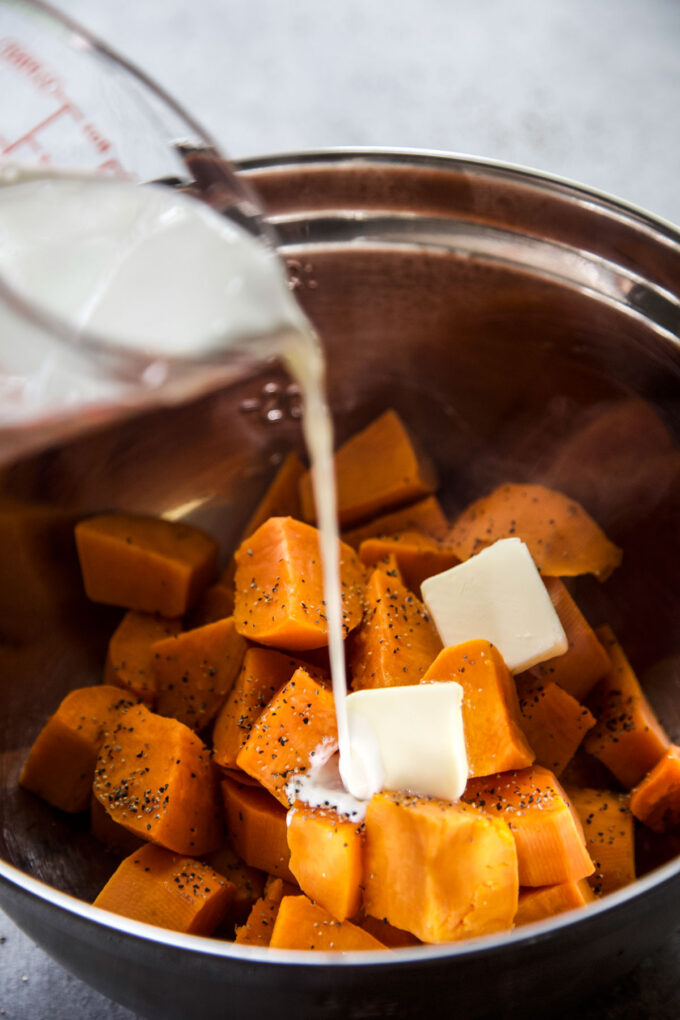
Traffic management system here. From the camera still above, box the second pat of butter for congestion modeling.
[343,682,468,803]
[420,537,567,673]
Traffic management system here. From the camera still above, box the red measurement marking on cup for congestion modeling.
[0,37,68,100]
[3,103,73,155]
[0,37,120,171]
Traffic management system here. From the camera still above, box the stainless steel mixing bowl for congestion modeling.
[1,150,679,1019]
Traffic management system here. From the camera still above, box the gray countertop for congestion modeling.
[2,0,680,1016]
[55,0,680,227]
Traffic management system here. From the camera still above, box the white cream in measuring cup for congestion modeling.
[0,168,307,421]
[0,168,468,812]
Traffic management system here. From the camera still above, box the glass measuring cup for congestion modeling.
[0,0,264,215]
[0,0,285,463]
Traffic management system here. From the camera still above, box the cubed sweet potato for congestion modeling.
[233,516,364,651]
[300,409,437,529]
[20,685,138,813]
[364,791,518,943]
[93,842,234,935]
[75,513,218,616]
[93,704,222,855]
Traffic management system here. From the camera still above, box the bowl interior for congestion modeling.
[1,151,680,924]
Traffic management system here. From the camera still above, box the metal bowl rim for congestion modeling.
[3,851,680,967]
[237,145,680,247]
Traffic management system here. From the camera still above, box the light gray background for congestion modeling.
[2,0,680,1017]
[60,0,680,225]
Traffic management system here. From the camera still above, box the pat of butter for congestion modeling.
[340,682,468,802]
[421,537,568,673]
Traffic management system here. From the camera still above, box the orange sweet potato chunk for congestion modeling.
[300,409,437,529]
[153,616,247,732]
[20,685,138,813]
[90,795,144,856]
[270,895,387,951]
[342,496,449,549]
[423,640,534,777]
[187,581,235,628]
[357,914,421,948]
[448,483,622,580]
[201,845,266,926]
[75,513,218,616]
[93,704,222,855]
[567,786,636,893]
[349,566,441,690]
[93,842,234,936]
[464,766,594,887]
[584,626,669,788]
[240,451,305,541]
[212,648,322,769]
[193,445,305,628]
[560,746,619,791]
[630,746,680,833]
[515,879,596,926]
[364,792,518,943]
[188,561,238,628]
[287,805,364,921]
[181,453,304,637]
[105,611,181,704]
[525,578,611,700]
[184,448,304,633]
[233,516,364,651]
[221,776,295,882]
[236,668,338,804]
[358,531,460,591]
[516,677,595,777]
[263,874,300,898]
[234,877,291,946]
